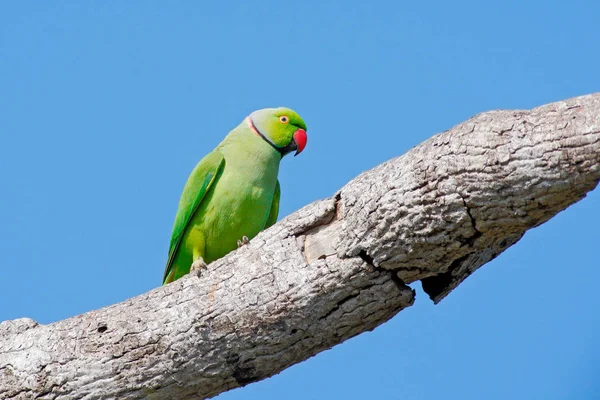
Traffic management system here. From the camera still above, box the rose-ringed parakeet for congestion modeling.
[163,107,308,284]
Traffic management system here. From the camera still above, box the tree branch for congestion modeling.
[2,93,599,400]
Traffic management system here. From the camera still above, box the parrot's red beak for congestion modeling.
[293,129,307,156]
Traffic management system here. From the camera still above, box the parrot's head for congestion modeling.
[246,107,307,157]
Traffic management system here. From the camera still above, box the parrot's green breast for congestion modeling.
[164,133,281,283]
[186,153,279,263]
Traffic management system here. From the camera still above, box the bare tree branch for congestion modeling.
[1,93,599,400]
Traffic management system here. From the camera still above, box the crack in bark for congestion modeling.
[358,250,411,294]
[318,293,361,322]
[357,249,375,266]
[460,195,483,246]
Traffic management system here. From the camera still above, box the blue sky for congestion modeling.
[1,1,599,399]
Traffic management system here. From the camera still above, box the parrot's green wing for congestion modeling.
[265,180,280,229]
[163,150,225,283]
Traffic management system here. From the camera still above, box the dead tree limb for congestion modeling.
[1,93,599,400]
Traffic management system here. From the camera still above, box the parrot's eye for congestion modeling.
[279,116,289,124]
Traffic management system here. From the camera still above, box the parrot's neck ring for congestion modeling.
[246,116,295,156]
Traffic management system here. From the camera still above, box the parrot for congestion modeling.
[162,107,308,284]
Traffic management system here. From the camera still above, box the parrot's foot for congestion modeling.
[190,257,208,275]
[237,236,250,248]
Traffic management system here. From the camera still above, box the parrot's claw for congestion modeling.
[190,257,208,275]
[237,236,250,248]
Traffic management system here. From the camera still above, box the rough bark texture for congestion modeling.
[1,93,599,399]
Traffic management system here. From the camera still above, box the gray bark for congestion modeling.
[1,93,599,399]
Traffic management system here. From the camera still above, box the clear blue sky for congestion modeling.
[1,2,599,399]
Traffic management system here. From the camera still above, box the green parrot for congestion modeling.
[163,107,308,284]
